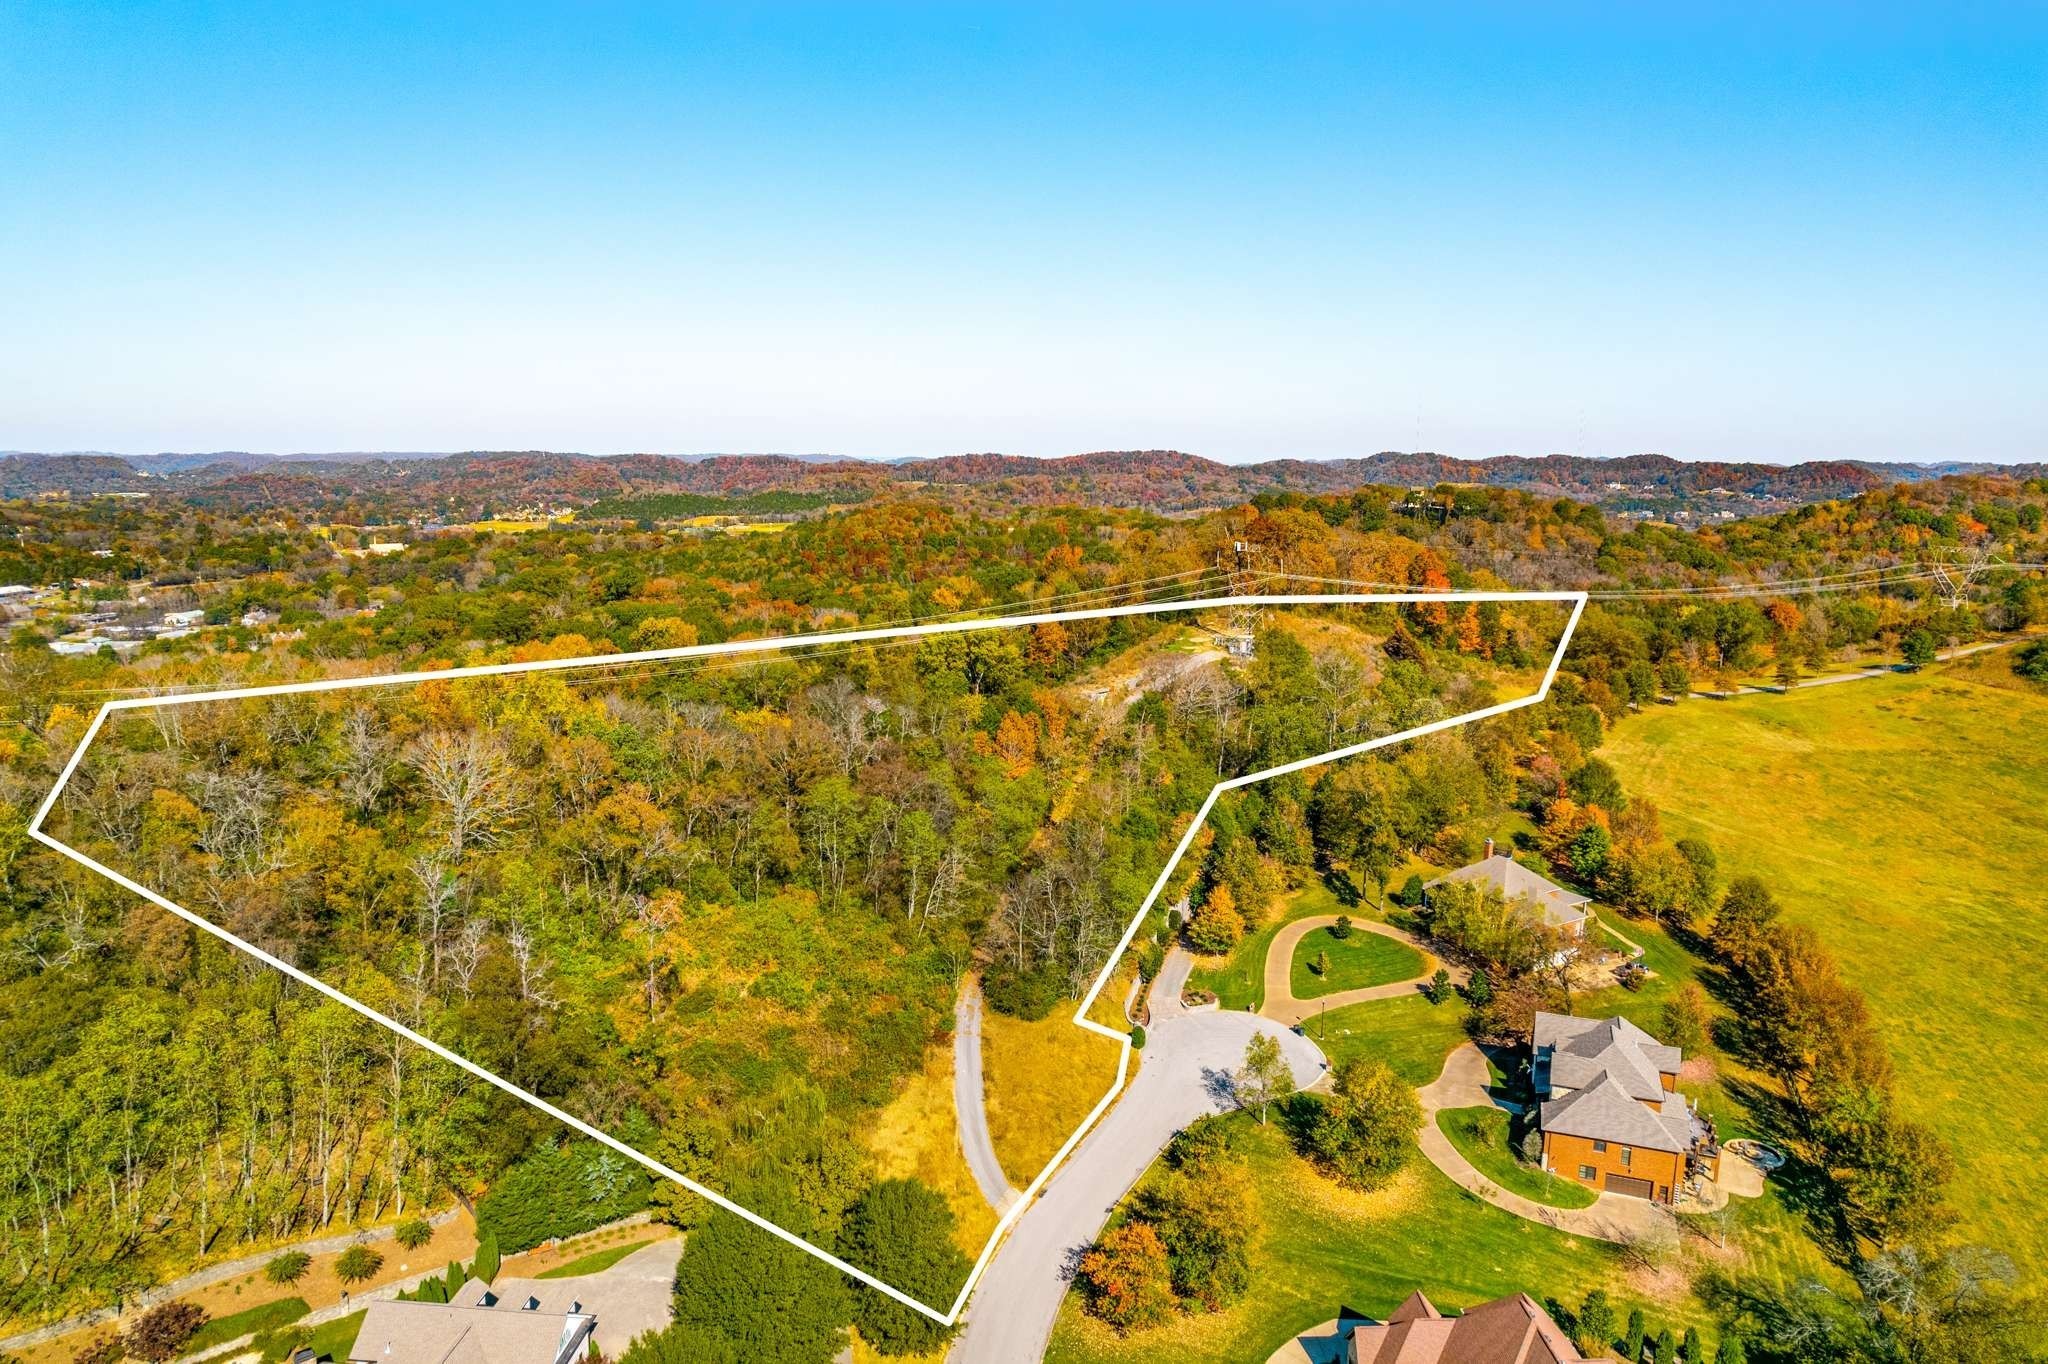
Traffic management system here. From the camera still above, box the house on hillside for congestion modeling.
[1344,1289,1612,1363]
[1424,840,1591,935]
[346,1280,596,1364]
[1532,1012,1720,1205]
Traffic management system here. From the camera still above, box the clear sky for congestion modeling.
[2,3,2043,464]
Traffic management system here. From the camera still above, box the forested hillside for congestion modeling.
[1,471,2044,1332]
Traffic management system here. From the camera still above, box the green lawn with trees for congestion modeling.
[1046,1112,1673,1364]
[1605,650,2048,1267]
[1289,923,1424,997]
[1311,994,1470,1086]
[1435,1107,1595,1209]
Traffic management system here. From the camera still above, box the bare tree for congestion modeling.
[336,706,395,815]
[503,919,558,1009]
[408,853,458,985]
[405,729,524,861]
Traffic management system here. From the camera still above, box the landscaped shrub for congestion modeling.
[981,962,1064,1021]
[335,1245,384,1284]
[395,1217,433,1250]
[264,1250,311,1285]
[1129,1024,1146,1050]
[474,1140,653,1255]
[471,1232,500,1286]
[124,1302,210,1362]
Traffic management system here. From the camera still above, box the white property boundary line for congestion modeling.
[27,590,1586,1326]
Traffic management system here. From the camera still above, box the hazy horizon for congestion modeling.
[4,5,2043,461]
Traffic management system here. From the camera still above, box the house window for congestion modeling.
[1621,1147,1633,1167]
[1591,1140,1608,1153]
[1578,1165,1597,1181]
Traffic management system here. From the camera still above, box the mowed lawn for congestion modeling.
[1291,924,1425,997]
[1604,651,2048,1261]
[1043,1114,1675,1364]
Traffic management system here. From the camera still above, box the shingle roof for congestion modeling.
[347,1297,590,1364]
[1532,1012,1680,1102]
[1538,1072,1687,1153]
[1348,1291,1602,1363]
[1425,855,1591,929]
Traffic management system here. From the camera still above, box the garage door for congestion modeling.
[1604,1173,1656,1200]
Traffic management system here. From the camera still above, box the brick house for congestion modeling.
[1532,1012,1720,1205]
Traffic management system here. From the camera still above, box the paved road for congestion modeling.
[1259,914,1453,1027]
[1415,1044,1667,1243]
[950,951,1325,1364]
[954,979,1020,1214]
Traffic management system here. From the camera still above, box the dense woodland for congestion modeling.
[2,471,2046,1354]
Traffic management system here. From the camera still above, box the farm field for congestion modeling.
[1604,649,2048,1267]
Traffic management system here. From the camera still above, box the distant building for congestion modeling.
[1423,839,1591,935]
[0,584,31,599]
[1345,1290,1611,1363]
[240,607,278,627]
[161,608,206,628]
[346,1277,597,1364]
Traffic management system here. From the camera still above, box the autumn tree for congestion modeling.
[1305,1058,1418,1190]
[1077,1222,1175,1331]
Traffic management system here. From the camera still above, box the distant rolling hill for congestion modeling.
[4,447,2042,519]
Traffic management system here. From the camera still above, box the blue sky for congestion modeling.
[2,3,2042,463]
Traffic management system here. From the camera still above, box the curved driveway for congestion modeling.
[954,979,1020,1213]
[951,951,1325,1364]
[1260,914,1455,1027]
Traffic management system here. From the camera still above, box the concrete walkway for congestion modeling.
[953,979,1020,1214]
[1415,1044,1668,1244]
[1259,914,1458,1027]
[950,950,1325,1364]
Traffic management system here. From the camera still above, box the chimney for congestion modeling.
[1483,838,1496,860]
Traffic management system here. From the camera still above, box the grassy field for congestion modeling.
[185,1297,309,1352]
[534,1238,654,1279]
[1043,1113,1675,1364]
[982,1006,1123,1190]
[1436,1108,1595,1209]
[865,1038,999,1255]
[1291,924,1424,997]
[1604,649,2048,1266]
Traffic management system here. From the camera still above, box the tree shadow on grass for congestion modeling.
[1320,866,1361,908]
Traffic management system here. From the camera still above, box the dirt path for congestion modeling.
[1689,638,2021,699]
[1257,914,1454,1027]
[953,980,1021,1214]
[1414,1044,1668,1244]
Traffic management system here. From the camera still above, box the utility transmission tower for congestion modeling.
[1214,539,1264,659]
[1929,542,1999,612]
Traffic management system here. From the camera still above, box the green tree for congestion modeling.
[470,1230,500,1285]
[1312,949,1331,977]
[1902,629,1939,668]
[335,1245,384,1285]
[395,1217,433,1250]
[1710,875,1781,971]
[1682,1326,1704,1361]
[1653,1327,1678,1363]
[671,1206,849,1364]
[1714,1337,1746,1364]
[1134,1157,1255,1311]
[1331,914,1353,939]
[1662,982,1712,1055]
[1623,1308,1647,1360]
[1306,1058,1418,1190]
[1426,967,1452,1004]
[1575,1289,1618,1355]
[839,1180,968,1356]
[1235,1033,1292,1124]
[265,1251,311,1285]
[1567,758,1626,812]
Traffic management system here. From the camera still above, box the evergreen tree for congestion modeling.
[839,1180,967,1356]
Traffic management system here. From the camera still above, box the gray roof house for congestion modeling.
[1423,840,1591,933]
[346,1279,596,1364]
[1532,1012,1720,1203]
